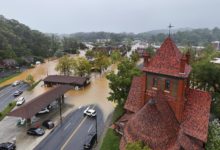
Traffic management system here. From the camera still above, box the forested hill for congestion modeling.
[0,15,52,60]
[1,14,220,63]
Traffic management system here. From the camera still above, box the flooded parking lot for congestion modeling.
[0,55,115,149]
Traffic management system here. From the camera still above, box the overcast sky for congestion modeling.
[1,0,220,34]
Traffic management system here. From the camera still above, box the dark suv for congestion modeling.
[83,132,97,149]
[0,142,16,150]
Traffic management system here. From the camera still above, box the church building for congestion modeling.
[118,37,211,150]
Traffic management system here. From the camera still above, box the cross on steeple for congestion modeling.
[168,23,174,37]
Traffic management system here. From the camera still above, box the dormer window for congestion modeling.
[165,79,170,91]
[152,77,158,88]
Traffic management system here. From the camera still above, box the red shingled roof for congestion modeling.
[122,91,180,150]
[143,37,191,78]
[120,89,210,150]
[124,76,145,113]
[182,89,211,142]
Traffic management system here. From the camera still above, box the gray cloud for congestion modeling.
[1,0,220,33]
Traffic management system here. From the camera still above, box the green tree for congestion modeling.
[107,58,141,106]
[126,141,151,150]
[206,119,220,150]
[130,51,140,63]
[71,57,92,77]
[94,54,111,74]
[55,55,72,75]
[26,74,35,86]
[110,50,121,64]
[85,50,95,58]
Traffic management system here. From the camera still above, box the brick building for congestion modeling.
[117,37,211,150]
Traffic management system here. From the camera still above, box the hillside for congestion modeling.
[0,15,52,61]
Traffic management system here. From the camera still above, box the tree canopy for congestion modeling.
[206,119,220,150]
[107,58,141,106]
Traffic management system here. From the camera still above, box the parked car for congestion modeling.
[84,107,96,117]
[27,128,45,136]
[17,118,26,126]
[12,81,20,87]
[16,97,25,106]
[0,142,16,150]
[42,120,54,129]
[36,108,50,115]
[13,90,23,97]
[83,132,97,149]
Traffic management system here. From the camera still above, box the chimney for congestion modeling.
[143,51,150,67]
[185,51,190,64]
[180,55,186,73]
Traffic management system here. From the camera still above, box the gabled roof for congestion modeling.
[122,91,180,150]
[120,88,210,150]
[181,89,211,142]
[143,37,191,78]
[124,76,145,113]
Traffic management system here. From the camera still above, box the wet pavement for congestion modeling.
[0,83,29,112]
[0,54,115,149]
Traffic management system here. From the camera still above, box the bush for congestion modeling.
[8,102,13,107]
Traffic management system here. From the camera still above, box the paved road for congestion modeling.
[0,82,29,111]
[35,105,104,150]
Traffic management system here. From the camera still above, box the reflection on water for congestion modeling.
[0,58,115,120]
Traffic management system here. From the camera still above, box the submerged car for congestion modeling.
[84,107,96,117]
[27,128,45,136]
[0,142,16,150]
[42,120,54,129]
[83,132,97,149]
[13,90,23,97]
[16,97,25,106]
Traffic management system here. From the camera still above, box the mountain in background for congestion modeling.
[1,14,220,63]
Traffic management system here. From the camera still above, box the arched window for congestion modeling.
[165,79,170,91]
[152,78,157,88]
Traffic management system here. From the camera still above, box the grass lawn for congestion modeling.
[0,72,21,84]
[100,105,125,150]
[112,105,125,123]
[100,128,121,150]
[0,101,16,121]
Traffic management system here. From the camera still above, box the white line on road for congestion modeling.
[64,122,72,131]
[61,105,95,150]
[88,124,93,133]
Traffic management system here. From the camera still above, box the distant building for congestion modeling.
[210,58,220,64]
[116,37,211,150]
[2,59,17,68]
[211,41,220,50]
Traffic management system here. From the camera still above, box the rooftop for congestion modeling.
[142,37,191,78]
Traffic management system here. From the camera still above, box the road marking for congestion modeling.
[60,116,88,150]
[88,124,93,133]
[64,122,71,131]
[60,105,95,150]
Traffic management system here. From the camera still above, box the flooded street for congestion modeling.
[0,56,115,120]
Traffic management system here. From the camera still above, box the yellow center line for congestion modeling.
[60,105,95,150]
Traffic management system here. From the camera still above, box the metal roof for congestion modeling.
[8,85,72,119]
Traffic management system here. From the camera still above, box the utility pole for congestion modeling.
[95,115,98,143]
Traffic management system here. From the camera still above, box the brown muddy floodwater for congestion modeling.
[0,57,115,120]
